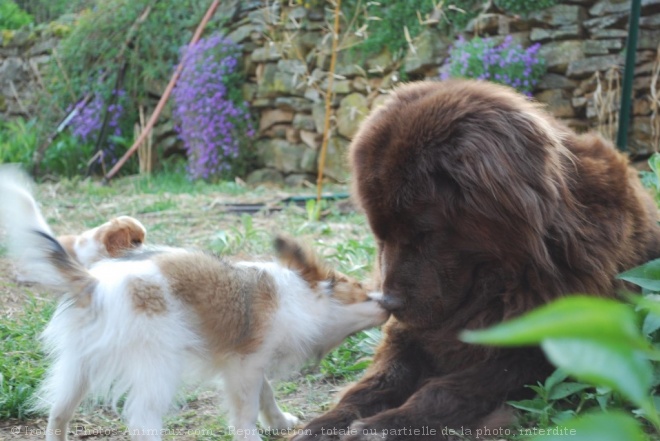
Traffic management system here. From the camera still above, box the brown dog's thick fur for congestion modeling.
[294,80,660,440]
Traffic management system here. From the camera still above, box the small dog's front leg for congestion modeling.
[224,366,266,441]
[259,376,299,430]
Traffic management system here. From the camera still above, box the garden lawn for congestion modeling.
[0,173,379,441]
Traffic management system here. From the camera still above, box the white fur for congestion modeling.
[0,166,387,441]
[0,165,62,286]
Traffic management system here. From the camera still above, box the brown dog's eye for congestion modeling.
[131,239,142,246]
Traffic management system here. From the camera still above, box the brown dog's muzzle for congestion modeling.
[378,294,405,312]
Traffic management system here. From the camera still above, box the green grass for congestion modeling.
[0,173,383,427]
[126,169,249,197]
[0,295,54,419]
[319,328,382,380]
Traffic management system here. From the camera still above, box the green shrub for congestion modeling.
[37,0,235,176]
[0,119,37,166]
[339,0,559,63]
[342,0,482,60]
[495,0,558,16]
[41,132,97,178]
[0,118,98,178]
[463,290,660,439]
[0,0,33,30]
[14,0,91,24]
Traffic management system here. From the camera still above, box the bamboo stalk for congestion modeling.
[316,0,342,209]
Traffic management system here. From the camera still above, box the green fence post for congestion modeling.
[616,0,642,152]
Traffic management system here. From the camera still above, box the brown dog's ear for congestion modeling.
[274,235,331,285]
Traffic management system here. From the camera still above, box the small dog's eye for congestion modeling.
[132,239,142,246]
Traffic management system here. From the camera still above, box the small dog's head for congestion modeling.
[274,235,389,356]
[58,216,146,267]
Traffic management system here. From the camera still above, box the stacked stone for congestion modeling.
[234,0,660,182]
[225,2,449,185]
[0,27,57,119]
[466,0,660,153]
[533,0,660,153]
[2,0,659,179]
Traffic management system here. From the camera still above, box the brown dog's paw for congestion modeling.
[291,411,359,441]
[342,412,443,441]
[342,421,385,441]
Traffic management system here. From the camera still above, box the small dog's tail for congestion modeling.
[0,166,96,300]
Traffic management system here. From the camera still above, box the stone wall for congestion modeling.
[0,26,59,118]
[227,0,660,184]
[2,1,659,183]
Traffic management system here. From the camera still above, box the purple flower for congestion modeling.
[172,35,255,180]
[443,36,546,94]
[68,88,126,166]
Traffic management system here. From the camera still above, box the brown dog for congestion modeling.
[294,80,660,440]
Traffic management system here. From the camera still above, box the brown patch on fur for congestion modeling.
[155,252,278,358]
[296,80,660,439]
[128,278,167,315]
[98,217,146,257]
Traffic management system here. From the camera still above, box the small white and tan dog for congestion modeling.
[0,167,388,441]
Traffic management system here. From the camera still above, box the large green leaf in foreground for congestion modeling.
[529,411,647,441]
[460,295,649,350]
[461,296,658,425]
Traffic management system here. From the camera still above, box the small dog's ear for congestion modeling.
[104,227,133,258]
[274,235,330,285]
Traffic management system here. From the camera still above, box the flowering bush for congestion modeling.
[68,89,126,167]
[172,34,255,181]
[444,35,546,95]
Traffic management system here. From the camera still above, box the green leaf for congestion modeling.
[347,360,372,371]
[529,411,648,441]
[618,259,660,291]
[547,382,592,400]
[550,409,576,425]
[460,296,648,350]
[541,338,653,415]
[634,294,660,317]
[649,153,660,177]
[507,398,548,414]
[643,312,660,336]
[544,368,569,391]
[596,393,610,411]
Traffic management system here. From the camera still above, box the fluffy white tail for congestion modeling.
[0,165,94,295]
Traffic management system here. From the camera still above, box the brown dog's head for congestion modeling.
[349,80,581,327]
[58,216,146,267]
